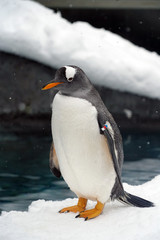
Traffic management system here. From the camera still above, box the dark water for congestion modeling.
[0,131,160,212]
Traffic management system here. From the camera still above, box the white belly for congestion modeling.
[52,93,116,203]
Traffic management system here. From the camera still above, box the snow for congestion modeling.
[123,109,133,119]
[1,0,160,99]
[0,175,160,240]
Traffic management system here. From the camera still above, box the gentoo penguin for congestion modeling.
[42,65,154,220]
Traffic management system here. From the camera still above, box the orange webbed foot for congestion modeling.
[75,201,104,220]
[59,197,87,213]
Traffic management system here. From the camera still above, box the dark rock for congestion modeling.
[0,51,56,115]
[98,87,160,132]
[0,51,160,132]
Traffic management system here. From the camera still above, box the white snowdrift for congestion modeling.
[0,175,160,240]
[1,0,160,99]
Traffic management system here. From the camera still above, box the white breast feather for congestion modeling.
[52,93,116,203]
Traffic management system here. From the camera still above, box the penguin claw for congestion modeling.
[59,210,69,213]
[59,205,85,214]
[76,209,102,220]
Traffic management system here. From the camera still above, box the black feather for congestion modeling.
[51,167,61,178]
[118,191,154,208]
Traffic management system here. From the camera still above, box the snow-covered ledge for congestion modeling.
[0,176,160,240]
[1,0,160,100]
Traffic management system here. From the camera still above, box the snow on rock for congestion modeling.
[1,0,160,99]
[0,175,160,240]
[123,109,133,119]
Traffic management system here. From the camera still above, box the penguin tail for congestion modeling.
[118,191,154,208]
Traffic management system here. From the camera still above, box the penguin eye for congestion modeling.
[68,77,73,82]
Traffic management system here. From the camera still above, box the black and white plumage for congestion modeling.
[43,65,153,220]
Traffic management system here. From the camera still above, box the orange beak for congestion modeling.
[42,82,63,90]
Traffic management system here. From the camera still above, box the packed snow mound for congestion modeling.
[0,175,160,240]
[1,1,160,99]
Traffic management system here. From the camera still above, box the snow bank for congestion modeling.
[1,0,160,99]
[0,175,160,240]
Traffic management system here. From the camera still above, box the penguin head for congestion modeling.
[42,65,91,95]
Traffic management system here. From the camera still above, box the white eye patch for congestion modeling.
[65,66,76,82]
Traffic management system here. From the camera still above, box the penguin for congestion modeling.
[42,65,154,220]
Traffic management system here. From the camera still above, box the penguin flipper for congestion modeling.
[49,142,61,178]
[99,118,154,207]
[102,126,123,190]
[98,116,124,197]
